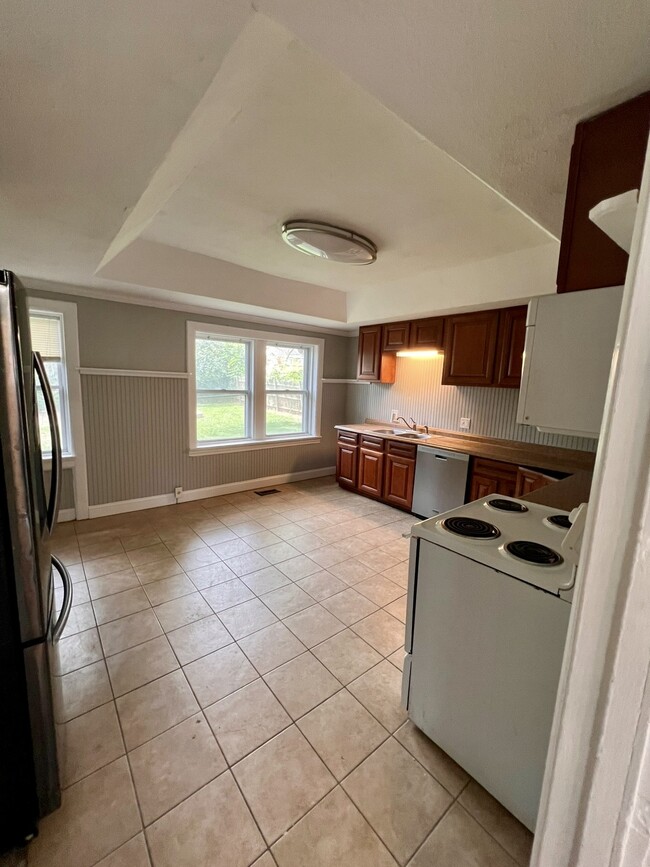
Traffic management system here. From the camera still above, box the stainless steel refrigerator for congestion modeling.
[0,270,73,851]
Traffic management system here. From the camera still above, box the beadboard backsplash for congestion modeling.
[345,354,598,453]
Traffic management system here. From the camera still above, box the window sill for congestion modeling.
[189,435,322,457]
[43,455,76,470]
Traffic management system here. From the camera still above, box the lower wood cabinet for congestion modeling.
[335,431,416,511]
[468,458,561,502]
[514,467,556,498]
[468,458,518,500]
[358,448,385,498]
[336,439,358,488]
[383,451,416,510]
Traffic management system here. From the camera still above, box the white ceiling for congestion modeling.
[2,0,649,328]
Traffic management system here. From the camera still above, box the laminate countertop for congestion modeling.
[335,422,597,475]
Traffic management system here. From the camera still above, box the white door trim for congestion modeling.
[533,147,650,864]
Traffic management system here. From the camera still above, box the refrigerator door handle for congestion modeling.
[51,556,73,642]
[33,351,61,535]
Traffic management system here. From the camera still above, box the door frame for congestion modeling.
[533,146,650,865]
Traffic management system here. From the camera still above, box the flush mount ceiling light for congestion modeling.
[281,220,377,265]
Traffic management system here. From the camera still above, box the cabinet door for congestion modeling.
[336,444,358,488]
[409,317,445,350]
[494,306,527,388]
[357,326,396,383]
[442,311,499,386]
[557,91,650,293]
[468,458,518,501]
[515,467,554,498]
[382,322,411,351]
[358,448,384,498]
[383,454,416,510]
[469,473,499,502]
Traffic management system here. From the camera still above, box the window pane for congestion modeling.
[35,384,63,455]
[266,345,306,390]
[196,338,248,390]
[266,393,304,436]
[44,360,61,388]
[196,393,247,441]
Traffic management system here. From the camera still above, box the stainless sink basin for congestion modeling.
[393,431,429,439]
[372,428,429,439]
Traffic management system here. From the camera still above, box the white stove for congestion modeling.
[403,495,587,832]
[412,495,578,598]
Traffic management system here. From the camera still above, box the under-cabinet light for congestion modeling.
[396,350,440,358]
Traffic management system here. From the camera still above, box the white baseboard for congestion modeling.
[85,467,336,520]
[58,508,77,523]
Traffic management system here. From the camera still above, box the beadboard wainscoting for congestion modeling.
[345,354,598,452]
[81,374,345,507]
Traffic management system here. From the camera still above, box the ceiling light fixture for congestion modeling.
[396,350,441,358]
[281,220,377,265]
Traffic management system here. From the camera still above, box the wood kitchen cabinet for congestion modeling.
[557,90,650,294]
[442,310,500,386]
[335,431,417,511]
[382,321,411,351]
[514,467,556,498]
[409,317,445,350]
[357,325,396,383]
[468,458,518,500]
[357,434,385,498]
[494,306,527,388]
[336,431,358,488]
[383,442,417,510]
[442,306,527,388]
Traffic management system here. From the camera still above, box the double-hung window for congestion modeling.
[188,323,323,453]
[29,309,72,457]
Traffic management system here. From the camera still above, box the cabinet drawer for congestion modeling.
[360,435,385,451]
[473,457,517,481]
[386,440,417,459]
[337,430,359,445]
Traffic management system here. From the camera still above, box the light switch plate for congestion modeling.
[459,417,471,431]
[391,410,399,422]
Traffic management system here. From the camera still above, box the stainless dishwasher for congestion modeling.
[411,446,469,518]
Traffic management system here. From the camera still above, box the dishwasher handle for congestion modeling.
[417,445,469,462]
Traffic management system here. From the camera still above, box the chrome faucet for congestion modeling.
[395,416,417,430]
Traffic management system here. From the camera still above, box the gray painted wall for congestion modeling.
[44,467,75,511]
[346,354,598,452]
[29,288,596,511]
[29,289,351,507]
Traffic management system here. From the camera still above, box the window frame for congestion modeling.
[30,310,73,457]
[28,296,89,519]
[187,322,323,455]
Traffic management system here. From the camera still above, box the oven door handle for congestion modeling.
[33,351,61,535]
[51,556,73,642]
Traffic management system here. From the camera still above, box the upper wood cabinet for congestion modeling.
[494,306,527,388]
[382,321,411,351]
[557,90,650,294]
[442,310,500,386]
[409,317,445,350]
[442,306,526,388]
[357,325,396,383]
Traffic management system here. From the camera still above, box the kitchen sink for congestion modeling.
[372,428,429,439]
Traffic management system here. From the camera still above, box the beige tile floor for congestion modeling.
[16,477,532,866]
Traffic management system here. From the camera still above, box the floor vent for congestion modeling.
[254,488,281,496]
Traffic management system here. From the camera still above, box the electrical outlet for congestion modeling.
[174,486,183,501]
[459,417,471,431]
[391,409,399,422]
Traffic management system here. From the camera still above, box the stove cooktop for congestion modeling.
[413,496,575,596]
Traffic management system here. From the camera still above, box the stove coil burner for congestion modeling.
[547,514,572,529]
[506,540,564,566]
[487,499,528,513]
[442,517,500,539]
